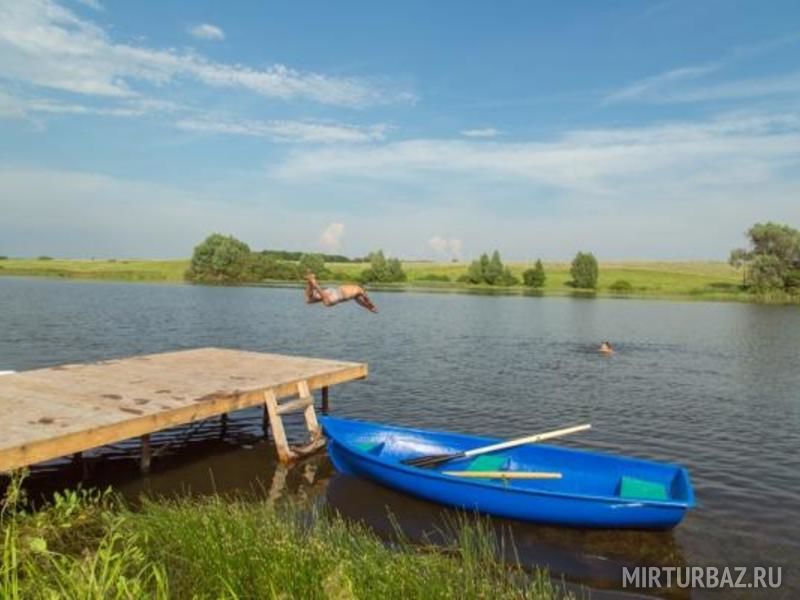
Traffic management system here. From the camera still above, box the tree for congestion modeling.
[485,250,504,285]
[498,267,519,286]
[386,258,407,282]
[297,253,330,279]
[187,234,252,283]
[463,250,516,285]
[360,250,406,283]
[748,254,786,293]
[464,254,487,284]
[522,259,546,288]
[246,252,277,281]
[570,251,598,289]
[730,222,800,292]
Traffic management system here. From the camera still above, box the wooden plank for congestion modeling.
[276,396,313,416]
[297,380,320,435]
[0,348,367,472]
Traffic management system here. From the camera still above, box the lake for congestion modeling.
[1,276,797,598]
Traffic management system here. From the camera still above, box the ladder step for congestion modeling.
[276,396,313,415]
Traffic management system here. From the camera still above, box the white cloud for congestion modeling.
[605,64,719,103]
[188,23,225,41]
[175,117,388,143]
[0,0,407,106]
[0,89,184,124]
[319,223,345,251]
[460,128,501,138]
[606,37,800,105]
[0,90,26,118]
[428,236,462,259]
[273,112,800,196]
[266,110,800,258]
[608,64,800,105]
[75,0,102,10]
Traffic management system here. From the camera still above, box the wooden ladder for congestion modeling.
[264,380,325,464]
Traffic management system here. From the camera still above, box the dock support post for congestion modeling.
[264,390,294,463]
[140,434,151,474]
[220,412,228,439]
[72,451,88,481]
[321,386,330,413]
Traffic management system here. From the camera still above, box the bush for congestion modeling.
[522,260,546,288]
[608,279,633,293]
[570,251,598,289]
[186,233,252,283]
[417,273,451,282]
[785,269,800,291]
[245,252,278,281]
[0,256,8,260]
[37,256,53,261]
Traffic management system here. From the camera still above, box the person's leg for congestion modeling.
[304,278,321,303]
[305,273,332,304]
[355,293,378,313]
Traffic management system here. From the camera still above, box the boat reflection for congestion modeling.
[325,472,689,599]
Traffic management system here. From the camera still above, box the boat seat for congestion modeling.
[352,441,385,456]
[466,454,509,471]
[617,476,668,501]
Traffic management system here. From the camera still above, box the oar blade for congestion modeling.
[401,451,462,468]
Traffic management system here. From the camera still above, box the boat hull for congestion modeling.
[323,417,693,530]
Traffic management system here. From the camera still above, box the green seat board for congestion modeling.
[619,476,668,501]
[466,454,508,472]
[353,441,379,453]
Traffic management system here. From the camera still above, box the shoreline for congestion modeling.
[1,258,797,305]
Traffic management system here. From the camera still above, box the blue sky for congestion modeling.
[1,0,799,260]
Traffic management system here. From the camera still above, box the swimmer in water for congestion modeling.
[303,272,378,313]
[598,341,614,355]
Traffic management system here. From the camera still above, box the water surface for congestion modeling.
[1,277,797,598]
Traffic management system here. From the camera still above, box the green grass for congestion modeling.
[1,478,570,600]
[1,256,785,302]
[331,260,754,301]
[0,258,187,282]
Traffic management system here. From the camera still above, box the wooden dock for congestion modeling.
[0,348,367,473]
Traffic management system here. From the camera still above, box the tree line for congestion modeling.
[185,234,408,284]
[185,233,603,289]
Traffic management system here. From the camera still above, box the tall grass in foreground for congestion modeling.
[1,477,571,600]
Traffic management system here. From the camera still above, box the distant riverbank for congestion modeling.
[1,257,794,303]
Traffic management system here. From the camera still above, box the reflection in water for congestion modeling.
[326,474,688,599]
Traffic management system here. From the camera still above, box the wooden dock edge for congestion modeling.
[0,364,367,473]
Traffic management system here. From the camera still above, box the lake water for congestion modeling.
[1,277,798,598]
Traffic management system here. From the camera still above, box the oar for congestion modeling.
[442,471,562,480]
[401,424,591,469]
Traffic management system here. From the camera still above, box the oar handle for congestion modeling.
[462,424,591,458]
[442,471,562,480]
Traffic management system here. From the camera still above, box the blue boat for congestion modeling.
[321,416,695,529]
